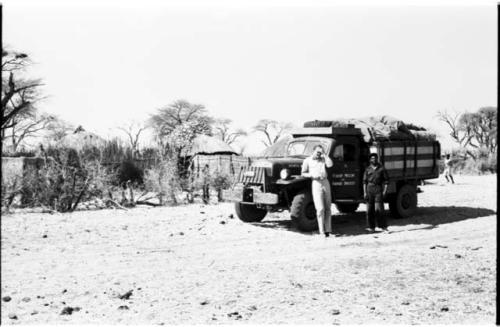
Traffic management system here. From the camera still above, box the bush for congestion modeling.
[143,159,181,205]
[21,149,88,211]
[452,156,497,175]
[11,146,117,211]
[117,160,144,187]
[210,170,232,202]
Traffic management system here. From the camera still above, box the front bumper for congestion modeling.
[223,185,279,205]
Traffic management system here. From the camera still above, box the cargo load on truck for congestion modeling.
[303,115,436,143]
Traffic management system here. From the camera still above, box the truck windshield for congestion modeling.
[286,139,332,157]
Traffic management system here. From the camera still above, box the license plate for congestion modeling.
[243,171,255,177]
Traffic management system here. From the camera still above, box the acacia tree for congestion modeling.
[147,100,215,204]
[44,115,75,144]
[437,107,497,158]
[149,100,213,141]
[213,118,247,145]
[1,49,44,150]
[467,107,497,154]
[253,119,294,147]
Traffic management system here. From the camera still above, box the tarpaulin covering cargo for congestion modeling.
[303,116,436,143]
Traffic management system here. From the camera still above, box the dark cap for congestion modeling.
[369,153,378,159]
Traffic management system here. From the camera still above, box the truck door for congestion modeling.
[329,137,362,200]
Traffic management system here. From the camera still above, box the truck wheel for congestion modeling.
[389,184,417,218]
[290,192,318,232]
[335,203,359,213]
[235,202,267,222]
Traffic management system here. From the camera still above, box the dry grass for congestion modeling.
[1,175,496,324]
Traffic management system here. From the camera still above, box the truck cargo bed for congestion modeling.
[371,140,440,180]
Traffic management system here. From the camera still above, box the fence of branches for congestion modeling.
[1,141,257,212]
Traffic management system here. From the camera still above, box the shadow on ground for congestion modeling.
[252,206,496,237]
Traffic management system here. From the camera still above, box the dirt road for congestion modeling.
[1,175,496,324]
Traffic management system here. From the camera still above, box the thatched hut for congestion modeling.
[57,126,105,150]
[181,134,238,157]
[181,135,249,179]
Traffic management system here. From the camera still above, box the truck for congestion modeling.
[225,123,441,231]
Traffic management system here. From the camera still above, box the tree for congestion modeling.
[1,49,44,148]
[437,107,497,158]
[437,110,473,149]
[6,112,55,152]
[44,115,75,144]
[253,119,294,147]
[213,118,247,145]
[117,121,147,155]
[470,107,497,154]
[149,99,213,141]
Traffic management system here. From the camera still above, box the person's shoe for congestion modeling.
[324,232,330,238]
[381,227,389,233]
[365,228,375,233]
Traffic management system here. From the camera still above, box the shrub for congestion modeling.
[13,146,117,211]
[143,159,181,205]
[210,170,232,202]
[453,156,497,175]
[21,149,87,211]
[1,174,23,211]
[117,160,144,187]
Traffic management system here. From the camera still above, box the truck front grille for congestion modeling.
[237,166,266,186]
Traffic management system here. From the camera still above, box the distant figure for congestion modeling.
[201,164,211,204]
[363,153,389,233]
[444,154,455,184]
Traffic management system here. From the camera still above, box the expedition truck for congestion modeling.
[225,124,441,231]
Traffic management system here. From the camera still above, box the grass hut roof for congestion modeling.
[58,126,105,149]
[181,134,238,156]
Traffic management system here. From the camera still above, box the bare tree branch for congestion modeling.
[1,50,45,144]
[213,118,247,145]
[117,121,147,155]
[253,119,293,147]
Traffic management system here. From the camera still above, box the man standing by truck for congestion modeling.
[301,145,334,237]
[363,153,389,232]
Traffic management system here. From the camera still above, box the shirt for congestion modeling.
[301,156,333,179]
[363,164,389,185]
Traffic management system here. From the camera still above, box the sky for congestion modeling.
[2,0,497,154]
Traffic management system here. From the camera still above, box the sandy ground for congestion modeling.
[1,174,496,324]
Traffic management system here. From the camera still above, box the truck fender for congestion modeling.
[276,177,312,207]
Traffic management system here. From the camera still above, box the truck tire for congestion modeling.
[235,202,267,222]
[389,184,417,218]
[335,203,359,213]
[290,192,318,232]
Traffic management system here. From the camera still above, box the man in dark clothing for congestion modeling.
[363,153,389,232]
[201,164,211,204]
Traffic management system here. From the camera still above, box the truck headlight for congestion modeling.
[280,168,291,180]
